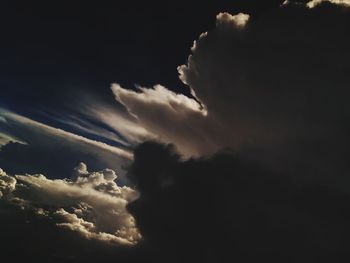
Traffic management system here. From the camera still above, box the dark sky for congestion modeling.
[1,0,282,112]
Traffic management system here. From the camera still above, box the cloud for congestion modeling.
[110,6,350,189]
[215,12,250,30]
[111,84,223,157]
[79,102,155,145]
[1,109,133,160]
[0,109,133,179]
[0,168,16,198]
[307,0,350,8]
[0,163,140,245]
[0,131,26,147]
[121,142,350,261]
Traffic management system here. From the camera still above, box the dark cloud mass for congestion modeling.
[3,142,350,262]
[125,142,350,261]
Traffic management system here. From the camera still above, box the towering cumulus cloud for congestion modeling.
[112,2,350,188]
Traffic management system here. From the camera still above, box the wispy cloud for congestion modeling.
[0,108,133,160]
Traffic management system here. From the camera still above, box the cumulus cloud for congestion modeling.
[307,0,350,8]
[0,168,16,198]
[215,12,250,30]
[110,6,350,188]
[0,164,141,245]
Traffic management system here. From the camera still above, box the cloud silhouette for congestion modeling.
[124,142,350,261]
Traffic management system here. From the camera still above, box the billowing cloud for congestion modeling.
[111,84,223,157]
[111,6,350,189]
[215,12,250,30]
[0,163,140,245]
[0,168,16,198]
[307,0,350,8]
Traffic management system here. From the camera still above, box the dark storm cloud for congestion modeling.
[122,142,350,261]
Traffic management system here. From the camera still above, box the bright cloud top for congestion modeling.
[307,0,350,8]
[216,12,250,30]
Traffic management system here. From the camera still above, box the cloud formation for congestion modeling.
[111,5,350,189]
[0,168,16,198]
[215,12,250,29]
[123,142,350,261]
[0,110,132,159]
[307,0,350,8]
[0,109,132,179]
[0,163,140,245]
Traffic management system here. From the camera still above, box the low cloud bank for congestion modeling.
[0,163,140,245]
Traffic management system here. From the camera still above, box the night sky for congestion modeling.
[1,0,350,262]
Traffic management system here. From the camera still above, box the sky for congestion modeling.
[1,0,350,262]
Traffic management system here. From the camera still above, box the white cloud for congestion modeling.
[0,168,16,198]
[0,109,133,160]
[111,84,222,157]
[307,0,350,8]
[216,12,250,30]
[51,114,130,147]
[112,84,206,115]
[0,108,134,178]
[0,164,141,245]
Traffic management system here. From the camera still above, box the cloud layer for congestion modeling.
[0,109,132,179]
